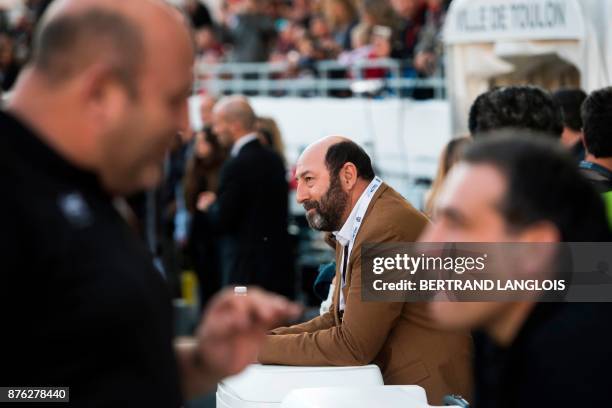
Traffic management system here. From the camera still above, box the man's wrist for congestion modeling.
[191,343,208,374]
[175,337,218,398]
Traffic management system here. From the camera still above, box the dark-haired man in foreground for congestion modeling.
[258,136,472,404]
[422,133,612,407]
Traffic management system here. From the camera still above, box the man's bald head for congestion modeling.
[212,95,258,146]
[30,0,191,96]
[300,136,347,162]
[214,96,257,132]
[299,136,375,180]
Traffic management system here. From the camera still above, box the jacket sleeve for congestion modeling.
[258,251,403,366]
[267,251,338,336]
[268,310,336,335]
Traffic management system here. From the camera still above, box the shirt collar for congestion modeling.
[230,133,258,157]
[333,177,379,247]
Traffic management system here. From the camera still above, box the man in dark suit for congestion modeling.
[197,96,293,298]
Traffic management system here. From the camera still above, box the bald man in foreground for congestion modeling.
[0,1,299,405]
[258,137,472,404]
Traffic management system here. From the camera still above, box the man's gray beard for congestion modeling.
[304,174,349,231]
[306,210,328,231]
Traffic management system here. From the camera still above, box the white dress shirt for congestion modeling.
[333,177,382,311]
[230,133,259,158]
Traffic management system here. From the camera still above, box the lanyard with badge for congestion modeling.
[341,176,383,286]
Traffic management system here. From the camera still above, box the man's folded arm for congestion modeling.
[258,257,402,366]
[269,309,335,335]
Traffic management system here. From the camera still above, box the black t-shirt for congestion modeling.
[0,110,182,407]
[473,302,612,408]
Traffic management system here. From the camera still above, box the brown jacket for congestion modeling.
[258,183,472,403]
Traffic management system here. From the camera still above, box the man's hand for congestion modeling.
[196,191,217,212]
[177,287,302,399]
[196,287,302,377]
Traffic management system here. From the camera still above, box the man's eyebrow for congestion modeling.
[296,170,313,180]
[438,206,469,225]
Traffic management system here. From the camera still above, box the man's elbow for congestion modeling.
[343,354,373,366]
[339,336,381,366]
[351,349,378,366]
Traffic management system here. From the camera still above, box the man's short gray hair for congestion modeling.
[31,7,144,96]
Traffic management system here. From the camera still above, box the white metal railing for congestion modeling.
[194,58,446,99]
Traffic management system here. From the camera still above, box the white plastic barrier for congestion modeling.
[216,364,383,408]
[280,385,460,408]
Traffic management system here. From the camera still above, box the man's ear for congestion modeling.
[228,121,242,141]
[515,221,561,281]
[79,63,130,130]
[580,129,587,150]
[340,162,358,191]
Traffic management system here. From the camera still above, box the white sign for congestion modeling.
[444,0,585,44]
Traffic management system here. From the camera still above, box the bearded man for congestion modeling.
[257,137,473,405]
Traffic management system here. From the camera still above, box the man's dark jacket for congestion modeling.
[205,138,293,297]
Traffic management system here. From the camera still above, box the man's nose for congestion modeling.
[296,182,309,204]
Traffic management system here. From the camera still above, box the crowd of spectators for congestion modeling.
[0,0,53,92]
[193,0,451,83]
[0,0,450,95]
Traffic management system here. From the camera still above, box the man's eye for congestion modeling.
[444,217,463,229]
[305,177,313,183]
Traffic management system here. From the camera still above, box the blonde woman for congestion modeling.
[323,0,359,50]
[256,116,287,165]
[425,136,472,217]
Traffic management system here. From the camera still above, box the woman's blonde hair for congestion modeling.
[323,0,358,30]
[256,116,286,164]
[359,0,398,28]
[425,136,472,217]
